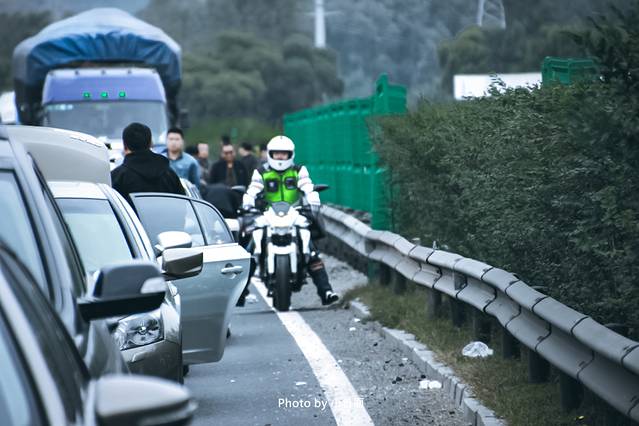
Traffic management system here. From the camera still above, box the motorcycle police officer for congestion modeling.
[242,135,340,306]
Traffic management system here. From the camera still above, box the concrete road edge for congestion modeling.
[348,299,506,426]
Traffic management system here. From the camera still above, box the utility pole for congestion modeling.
[314,0,326,48]
[477,0,506,29]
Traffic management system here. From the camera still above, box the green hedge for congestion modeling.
[375,2,639,334]
[375,81,639,336]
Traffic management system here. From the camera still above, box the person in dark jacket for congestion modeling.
[238,142,259,178]
[200,183,241,219]
[111,122,185,205]
[208,142,249,187]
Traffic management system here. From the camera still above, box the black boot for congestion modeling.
[236,257,257,307]
[308,260,339,305]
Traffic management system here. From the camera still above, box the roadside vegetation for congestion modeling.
[140,0,343,145]
[374,1,639,338]
[344,282,606,425]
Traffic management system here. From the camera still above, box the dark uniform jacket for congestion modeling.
[111,149,185,206]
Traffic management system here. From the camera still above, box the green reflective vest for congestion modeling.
[260,166,301,205]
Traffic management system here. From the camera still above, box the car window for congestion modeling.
[193,201,233,245]
[0,172,46,288]
[57,199,134,276]
[0,311,43,426]
[1,249,87,422]
[39,181,87,297]
[109,189,155,260]
[132,196,205,248]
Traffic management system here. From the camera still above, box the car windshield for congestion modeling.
[56,198,133,276]
[42,101,168,143]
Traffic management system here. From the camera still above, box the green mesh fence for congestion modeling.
[284,74,406,230]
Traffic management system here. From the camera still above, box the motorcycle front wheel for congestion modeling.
[273,255,292,311]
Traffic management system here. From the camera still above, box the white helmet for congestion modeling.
[267,135,295,171]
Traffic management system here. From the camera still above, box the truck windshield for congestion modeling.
[43,101,168,143]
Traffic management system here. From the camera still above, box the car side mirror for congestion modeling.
[155,231,193,256]
[314,184,329,192]
[78,261,166,321]
[96,375,196,426]
[162,248,203,280]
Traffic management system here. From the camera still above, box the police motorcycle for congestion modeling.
[239,185,328,311]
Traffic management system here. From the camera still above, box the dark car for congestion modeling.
[0,242,195,426]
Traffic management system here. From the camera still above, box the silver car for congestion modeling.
[129,192,251,365]
[50,181,184,382]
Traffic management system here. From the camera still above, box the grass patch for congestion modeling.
[343,282,606,426]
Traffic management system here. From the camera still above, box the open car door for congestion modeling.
[130,193,250,365]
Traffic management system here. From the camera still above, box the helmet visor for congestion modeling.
[270,150,292,160]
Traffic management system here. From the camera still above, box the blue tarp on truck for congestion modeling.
[12,8,181,124]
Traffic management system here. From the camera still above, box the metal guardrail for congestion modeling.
[320,205,639,421]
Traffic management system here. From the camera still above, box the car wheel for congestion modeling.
[183,365,190,377]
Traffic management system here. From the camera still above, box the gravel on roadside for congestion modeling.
[292,255,468,426]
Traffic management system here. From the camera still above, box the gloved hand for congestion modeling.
[239,205,261,216]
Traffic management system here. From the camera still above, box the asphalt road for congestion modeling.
[185,256,466,426]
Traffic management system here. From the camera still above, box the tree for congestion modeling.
[0,11,51,91]
[180,31,342,124]
[437,0,631,94]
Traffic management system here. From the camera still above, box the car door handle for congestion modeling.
[221,265,244,275]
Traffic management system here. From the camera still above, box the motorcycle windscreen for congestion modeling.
[129,193,250,364]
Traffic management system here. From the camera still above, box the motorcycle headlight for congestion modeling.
[113,310,163,351]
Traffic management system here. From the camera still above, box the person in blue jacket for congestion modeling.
[163,127,200,187]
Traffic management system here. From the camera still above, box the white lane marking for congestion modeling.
[253,280,374,426]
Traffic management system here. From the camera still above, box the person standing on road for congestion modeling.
[218,134,231,159]
[163,127,200,187]
[208,141,249,187]
[111,122,185,205]
[239,142,259,177]
[258,143,268,166]
[196,142,211,184]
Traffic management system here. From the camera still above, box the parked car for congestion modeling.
[0,242,195,426]
[50,180,185,382]
[129,192,251,365]
[0,125,201,377]
[49,170,242,371]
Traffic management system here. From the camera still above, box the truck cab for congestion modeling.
[42,68,169,166]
